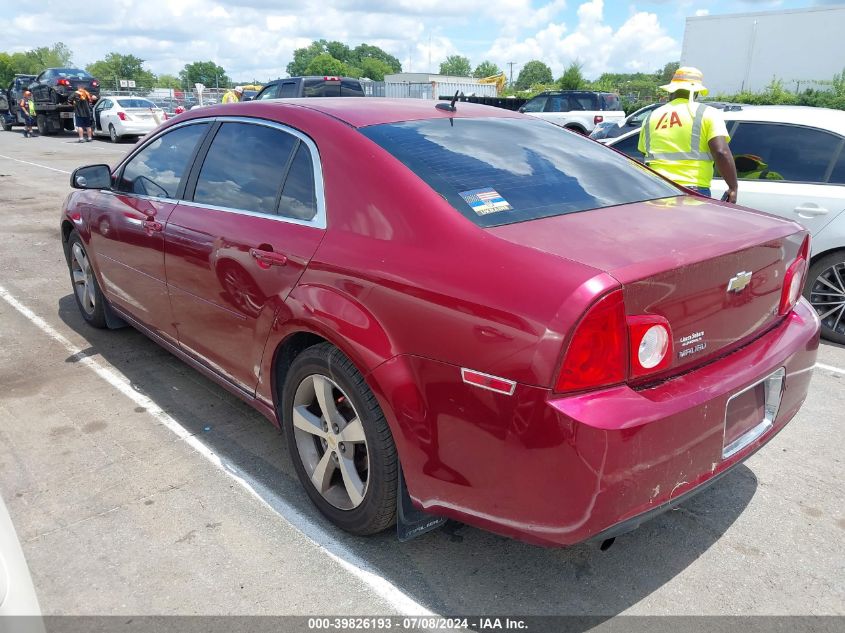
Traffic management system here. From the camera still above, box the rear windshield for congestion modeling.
[361,117,680,228]
[54,69,92,79]
[117,99,155,108]
[601,93,620,110]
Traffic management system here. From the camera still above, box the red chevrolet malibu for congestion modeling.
[61,99,820,546]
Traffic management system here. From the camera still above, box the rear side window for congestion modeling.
[117,123,209,198]
[279,145,317,220]
[829,148,845,184]
[362,117,679,228]
[730,122,842,183]
[193,122,298,214]
[278,82,298,98]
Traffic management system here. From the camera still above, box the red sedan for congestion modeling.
[61,99,820,546]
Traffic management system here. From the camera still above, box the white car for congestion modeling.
[0,493,41,619]
[519,90,626,134]
[92,97,167,142]
[607,105,845,343]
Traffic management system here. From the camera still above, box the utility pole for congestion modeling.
[508,62,515,88]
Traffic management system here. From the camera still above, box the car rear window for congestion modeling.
[601,94,621,110]
[304,78,341,97]
[117,99,155,108]
[361,117,680,227]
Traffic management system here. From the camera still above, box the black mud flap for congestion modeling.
[396,467,446,542]
[104,300,128,329]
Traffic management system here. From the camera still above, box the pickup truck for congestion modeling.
[252,76,364,100]
[519,90,625,134]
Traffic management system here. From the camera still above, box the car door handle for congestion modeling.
[142,219,163,232]
[793,205,829,217]
[249,248,287,267]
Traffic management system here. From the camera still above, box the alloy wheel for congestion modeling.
[71,242,96,316]
[291,374,369,510]
[809,261,845,336]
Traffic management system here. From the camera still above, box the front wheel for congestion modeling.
[805,251,845,344]
[109,124,120,143]
[65,231,108,328]
[281,343,398,535]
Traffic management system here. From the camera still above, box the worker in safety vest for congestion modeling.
[638,67,738,202]
[222,86,244,104]
[19,90,36,138]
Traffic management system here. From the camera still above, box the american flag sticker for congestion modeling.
[458,187,513,215]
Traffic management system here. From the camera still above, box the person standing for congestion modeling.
[221,86,244,104]
[18,90,37,138]
[637,67,738,202]
[69,88,94,143]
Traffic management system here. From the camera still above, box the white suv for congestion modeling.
[607,105,845,343]
[519,91,626,134]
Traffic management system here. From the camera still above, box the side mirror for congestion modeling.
[518,106,525,113]
[241,95,253,102]
[71,164,112,190]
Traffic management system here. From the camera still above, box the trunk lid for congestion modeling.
[488,196,806,373]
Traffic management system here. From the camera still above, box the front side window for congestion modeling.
[193,122,297,214]
[256,84,279,100]
[521,96,546,113]
[544,96,566,113]
[117,123,209,198]
[362,117,679,228]
[730,122,842,183]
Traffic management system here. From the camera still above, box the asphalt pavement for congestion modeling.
[0,128,843,621]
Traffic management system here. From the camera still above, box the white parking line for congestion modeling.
[816,362,845,376]
[0,285,433,617]
[0,153,70,174]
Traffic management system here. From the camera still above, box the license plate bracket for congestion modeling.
[60,111,74,119]
[723,368,785,459]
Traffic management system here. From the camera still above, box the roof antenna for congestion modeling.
[436,90,461,112]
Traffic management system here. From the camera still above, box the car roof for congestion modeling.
[221,97,523,128]
[609,104,845,142]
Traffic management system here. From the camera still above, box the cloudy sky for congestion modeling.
[1,0,837,81]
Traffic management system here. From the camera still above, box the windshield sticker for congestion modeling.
[459,187,513,215]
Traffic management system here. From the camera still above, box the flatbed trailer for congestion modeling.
[1,97,75,134]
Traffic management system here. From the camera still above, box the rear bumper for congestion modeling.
[370,299,820,547]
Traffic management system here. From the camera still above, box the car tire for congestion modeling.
[65,231,108,329]
[1,119,11,132]
[281,342,398,535]
[108,124,120,143]
[36,114,48,136]
[805,250,845,344]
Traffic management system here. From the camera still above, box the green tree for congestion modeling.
[473,60,501,79]
[156,74,182,89]
[1,42,75,76]
[558,61,585,90]
[179,61,229,88]
[87,53,155,90]
[304,53,349,77]
[352,44,401,73]
[515,60,553,90]
[359,57,392,81]
[658,61,680,84]
[439,55,472,77]
[0,53,14,85]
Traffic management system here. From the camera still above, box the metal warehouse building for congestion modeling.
[681,5,845,95]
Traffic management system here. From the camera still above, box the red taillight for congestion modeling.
[92,80,99,87]
[779,235,810,316]
[594,115,604,124]
[555,289,627,392]
[117,112,127,121]
[627,315,673,378]
[57,78,70,86]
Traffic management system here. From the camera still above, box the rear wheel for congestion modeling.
[281,343,397,535]
[1,119,11,132]
[36,114,48,135]
[109,124,120,143]
[805,251,845,344]
[65,231,108,328]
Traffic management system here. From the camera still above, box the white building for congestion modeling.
[681,5,845,95]
[383,73,496,100]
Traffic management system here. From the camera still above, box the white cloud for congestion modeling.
[485,0,680,79]
[695,9,710,16]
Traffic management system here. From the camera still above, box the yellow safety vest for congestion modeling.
[641,101,714,188]
[221,91,239,104]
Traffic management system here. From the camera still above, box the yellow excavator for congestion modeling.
[477,73,506,95]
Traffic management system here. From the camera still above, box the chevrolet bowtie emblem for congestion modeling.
[727,271,752,293]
